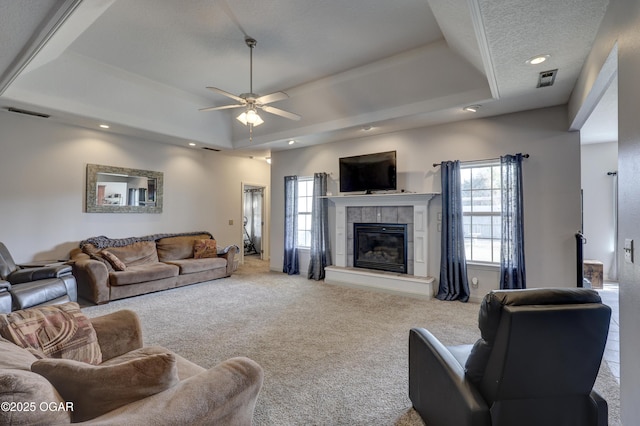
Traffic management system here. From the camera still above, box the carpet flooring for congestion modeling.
[83,256,620,425]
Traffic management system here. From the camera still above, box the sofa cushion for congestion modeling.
[0,302,102,365]
[32,351,179,422]
[109,263,179,286]
[0,337,39,370]
[101,345,206,381]
[104,241,159,267]
[8,278,71,311]
[194,239,217,259]
[0,369,71,425]
[163,257,227,275]
[102,250,127,271]
[156,234,213,261]
[0,334,68,425]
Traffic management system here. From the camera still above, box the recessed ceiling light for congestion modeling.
[362,125,373,131]
[188,142,196,146]
[526,54,550,65]
[99,124,110,129]
[463,105,480,113]
[288,140,295,145]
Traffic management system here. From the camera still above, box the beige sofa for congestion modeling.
[0,305,263,425]
[70,232,238,304]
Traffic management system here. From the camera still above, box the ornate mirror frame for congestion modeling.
[86,164,163,213]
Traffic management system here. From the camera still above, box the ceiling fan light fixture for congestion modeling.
[237,109,264,126]
[201,36,300,142]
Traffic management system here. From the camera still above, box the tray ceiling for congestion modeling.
[0,0,611,154]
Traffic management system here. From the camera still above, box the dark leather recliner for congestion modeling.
[0,281,11,313]
[409,288,611,426]
[0,243,77,313]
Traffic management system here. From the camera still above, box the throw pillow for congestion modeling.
[0,302,102,365]
[31,351,179,422]
[101,250,127,271]
[193,239,217,259]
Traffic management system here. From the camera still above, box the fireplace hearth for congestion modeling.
[354,223,408,274]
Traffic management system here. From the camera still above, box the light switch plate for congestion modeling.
[624,239,634,263]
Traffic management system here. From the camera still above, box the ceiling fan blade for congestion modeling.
[256,91,289,105]
[199,104,244,112]
[206,87,246,103]
[261,105,301,121]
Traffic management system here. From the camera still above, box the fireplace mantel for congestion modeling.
[325,192,439,298]
[325,192,438,206]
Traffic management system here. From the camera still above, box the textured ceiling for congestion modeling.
[479,0,609,98]
[0,0,612,155]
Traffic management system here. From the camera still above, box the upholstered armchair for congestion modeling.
[409,288,611,426]
[0,242,77,312]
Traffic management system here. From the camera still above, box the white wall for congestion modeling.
[571,0,640,422]
[581,142,618,280]
[0,111,270,263]
[270,106,582,299]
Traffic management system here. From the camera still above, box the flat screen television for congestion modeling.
[339,151,397,193]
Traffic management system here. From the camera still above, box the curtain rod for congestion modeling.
[432,153,529,168]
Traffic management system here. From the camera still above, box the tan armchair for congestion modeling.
[82,310,264,425]
[0,307,263,425]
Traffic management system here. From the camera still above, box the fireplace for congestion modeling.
[354,223,408,274]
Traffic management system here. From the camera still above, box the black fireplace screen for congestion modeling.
[354,223,408,274]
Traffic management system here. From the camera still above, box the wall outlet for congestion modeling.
[228,219,234,226]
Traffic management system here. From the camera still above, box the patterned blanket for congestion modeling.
[79,231,214,250]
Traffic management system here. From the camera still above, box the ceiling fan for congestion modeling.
[199,36,301,140]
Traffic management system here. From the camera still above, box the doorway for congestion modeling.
[579,76,618,282]
[242,183,267,262]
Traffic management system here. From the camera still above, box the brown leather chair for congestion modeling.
[409,288,611,426]
[0,243,77,312]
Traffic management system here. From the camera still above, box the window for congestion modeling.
[297,177,314,248]
[461,163,501,263]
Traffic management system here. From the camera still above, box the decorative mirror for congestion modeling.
[86,164,163,213]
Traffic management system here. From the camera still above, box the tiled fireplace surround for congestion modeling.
[347,206,415,275]
[325,193,437,298]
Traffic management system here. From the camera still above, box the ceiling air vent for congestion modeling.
[537,69,558,88]
[202,147,221,152]
[5,107,50,118]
